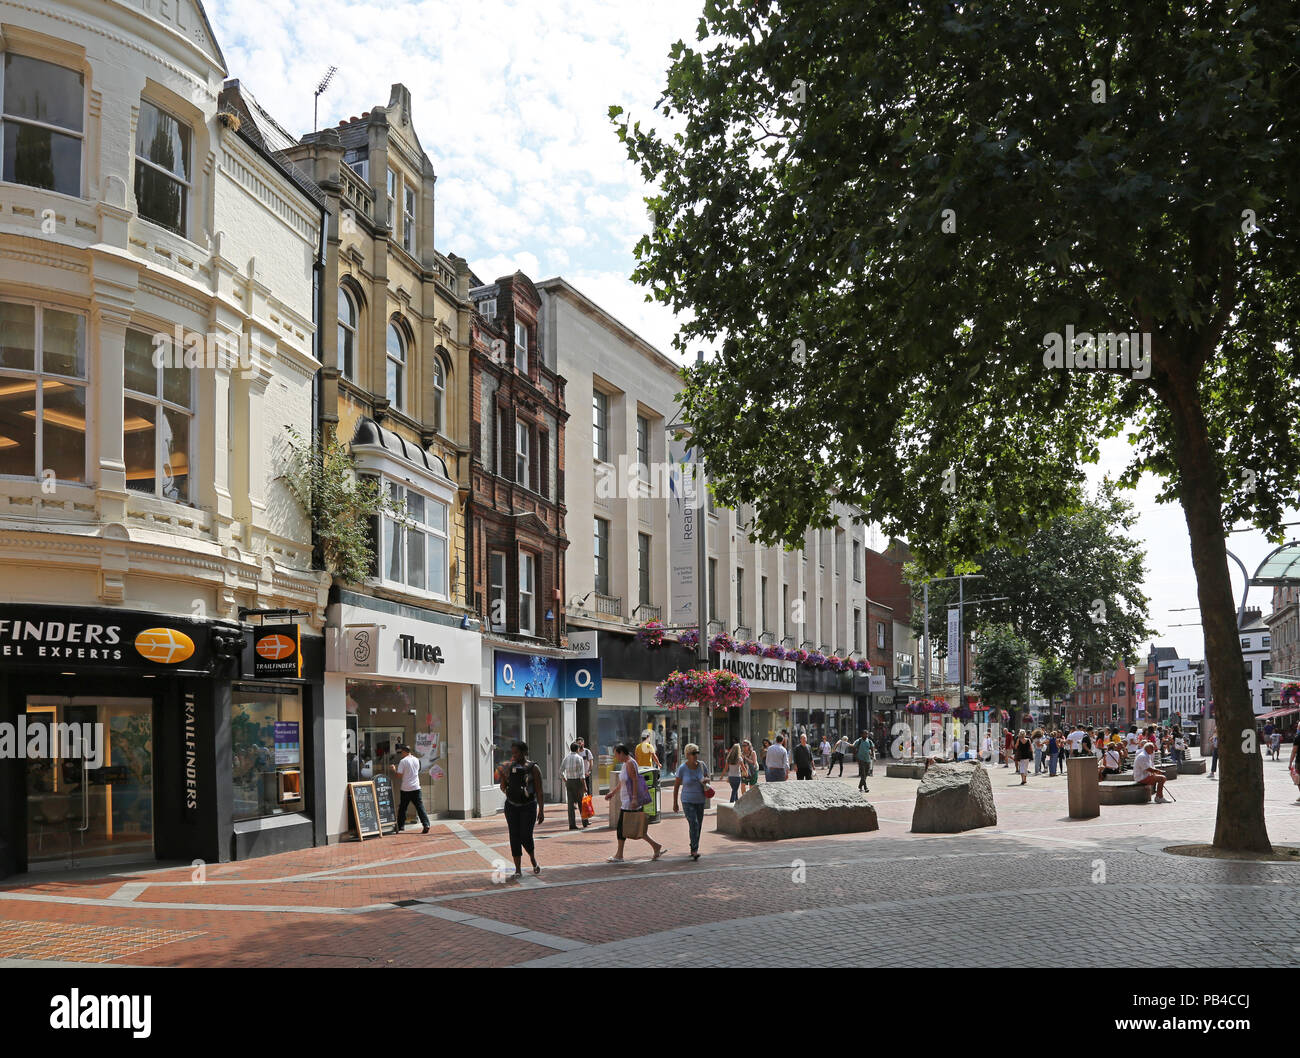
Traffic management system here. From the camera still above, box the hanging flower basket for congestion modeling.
[654,669,750,710]
[709,632,736,653]
[951,703,976,721]
[905,697,951,715]
[739,639,762,656]
[677,629,700,650]
[826,654,846,672]
[807,650,828,669]
[792,648,810,665]
[762,643,789,660]
[636,620,665,648]
[1281,682,1300,704]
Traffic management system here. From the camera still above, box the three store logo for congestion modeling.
[133,627,196,665]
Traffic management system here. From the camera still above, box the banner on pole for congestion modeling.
[946,607,960,683]
[668,439,701,627]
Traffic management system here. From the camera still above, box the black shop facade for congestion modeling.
[0,602,324,877]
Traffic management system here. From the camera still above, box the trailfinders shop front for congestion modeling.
[0,602,325,877]
[325,593,480,835]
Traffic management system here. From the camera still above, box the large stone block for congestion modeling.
[1098,781,1154,805]
[911,761,998,833]
[1178,759,1207,775]
[716,782,878,841]
[887,763,927,779]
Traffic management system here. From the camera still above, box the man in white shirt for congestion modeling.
[765,735,791,782]
[561,741,590,830]
[391,744,429,834]
[1125,728,1140,755]
[1068,727,1086,756]
[982,734,994,762]
[1133,742,1168,802]
[1098,744,1122,779]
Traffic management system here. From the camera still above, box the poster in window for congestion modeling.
[274,720,301,765]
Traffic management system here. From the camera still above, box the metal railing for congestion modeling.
[759,631,776,644]
[632,603,662,621]
[594,592,623,617]
[707,620,726,636]
[734,625,753,641]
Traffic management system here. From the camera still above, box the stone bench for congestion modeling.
[886,763,927,779]
[1178,758,1207,775]
[715,782,878,840]
[1098,781,1154,806]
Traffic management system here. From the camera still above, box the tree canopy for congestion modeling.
[614,0,1299,850]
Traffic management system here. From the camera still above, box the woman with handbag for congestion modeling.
[604,742,666,863]
[673,743,713,861]
[741,740,759,793]
[723,743,744,802]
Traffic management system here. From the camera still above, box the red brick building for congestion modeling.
[1063,662,1137,728]
[467,272,568,643]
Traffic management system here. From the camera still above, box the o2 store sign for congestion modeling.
[493,650,602,698]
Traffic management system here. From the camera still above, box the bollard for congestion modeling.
[1066,754,1100,819]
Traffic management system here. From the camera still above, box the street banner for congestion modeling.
[668,438,701,627]
[946,607,960,683]
[1135,682,1146,718]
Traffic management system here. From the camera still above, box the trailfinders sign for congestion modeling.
[719,650,796,691]
[0,603,214,675]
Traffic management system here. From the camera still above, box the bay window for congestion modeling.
[0,301,87,482]
[1,54,84,196]
[124,328,191,501]
[378,480,450,598]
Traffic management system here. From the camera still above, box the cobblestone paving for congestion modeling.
[0,757,1296,966]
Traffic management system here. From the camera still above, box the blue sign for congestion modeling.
[563,658,602,698]
[494,651,602,699]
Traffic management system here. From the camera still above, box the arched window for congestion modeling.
[386,322,406,410]
[337,287,356,378]
[432,356,446,433]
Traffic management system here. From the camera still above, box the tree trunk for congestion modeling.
[1163,371,1271,852]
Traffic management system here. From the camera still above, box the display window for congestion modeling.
[345,680,449,817]
[231,686,304,821]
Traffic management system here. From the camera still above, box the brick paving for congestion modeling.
[1,754,1296,967]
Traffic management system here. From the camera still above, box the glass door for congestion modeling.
[526,718,553,802]
[25,696,153,868]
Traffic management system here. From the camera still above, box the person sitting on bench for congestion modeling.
[1098,743,1122,779]
[1133,741,1168,803]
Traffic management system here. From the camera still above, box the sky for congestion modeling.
[206,0,1298,665]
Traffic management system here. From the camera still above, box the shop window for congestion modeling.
[492,700,522,775]
[124,328,191,501]
[348,680,449,817]
[0,301,87,482]
[231,686,303,821]
[378,480,450,598]
[1,53,84,197]
[135,99,191,235]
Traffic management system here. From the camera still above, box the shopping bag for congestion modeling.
[580,794,595,819]
[621,809,648,839]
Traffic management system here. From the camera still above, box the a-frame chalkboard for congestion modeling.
[348,781,383,841]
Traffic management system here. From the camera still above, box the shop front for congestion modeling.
[325,593,479,834]
[478,643,595,813]
[0,603,324,877]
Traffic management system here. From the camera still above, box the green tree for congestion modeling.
[614,1,1296,851]
[282,426,399,584]
[908,484,1153,668]
[1035,654,1076,725]
[974,623,1031,716]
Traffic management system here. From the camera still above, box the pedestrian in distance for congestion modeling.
[765,735,791,782]
[391,743,430,834]
[561,741,589,831]
[1014,730,1032,784]
[1046,730,1060,777]
[853,729,873,792]
[741,740,759,793]
[576,736,594,795]
[635,731,661,771]
[605,742,666,863]
[1270,730,1282,761]
[819,735,832,768]
[828,734,850,777]
[724,742,744,802]
[1209,730,1219,779]
[982,731,995,764]
[793,733,815,780]
[673,743,712,860]
[1098,741,1122,780]
[760,738,772,781]
[1289,735,1300,802]
[499,741,544,878]
[1032,728,1046,775]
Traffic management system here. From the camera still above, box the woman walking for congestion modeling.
[604,742,666,863]
[1046,730,1060,777]
[760,738,772,781]
[741,740,759,792]
[673,743,712,860]
[724,743,744,802]
[1032,728,1046,775]
[1014,730,1032,785]
[498,741,544,879]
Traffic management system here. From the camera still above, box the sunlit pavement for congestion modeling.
[2,753,1297,967]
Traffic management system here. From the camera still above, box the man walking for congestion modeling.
[1209,730,1219,779]
[793,734,815,780]
[391,744,429,834]
[853,729,874,792]
[827,734,851,777]
[577,736,594,795]
[562,741,589,830]
[765,734,791,782]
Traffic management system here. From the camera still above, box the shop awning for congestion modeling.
[1255,706,1300,721]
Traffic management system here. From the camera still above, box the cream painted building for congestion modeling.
[0,0,329,876]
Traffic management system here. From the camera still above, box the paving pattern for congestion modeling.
[1,755,1296,967]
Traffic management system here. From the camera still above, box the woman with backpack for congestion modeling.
[498,740,544,879]
[604,742,666,864]
[673,743,713,860]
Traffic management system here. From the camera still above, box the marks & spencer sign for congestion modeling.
[719,650,796,691]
